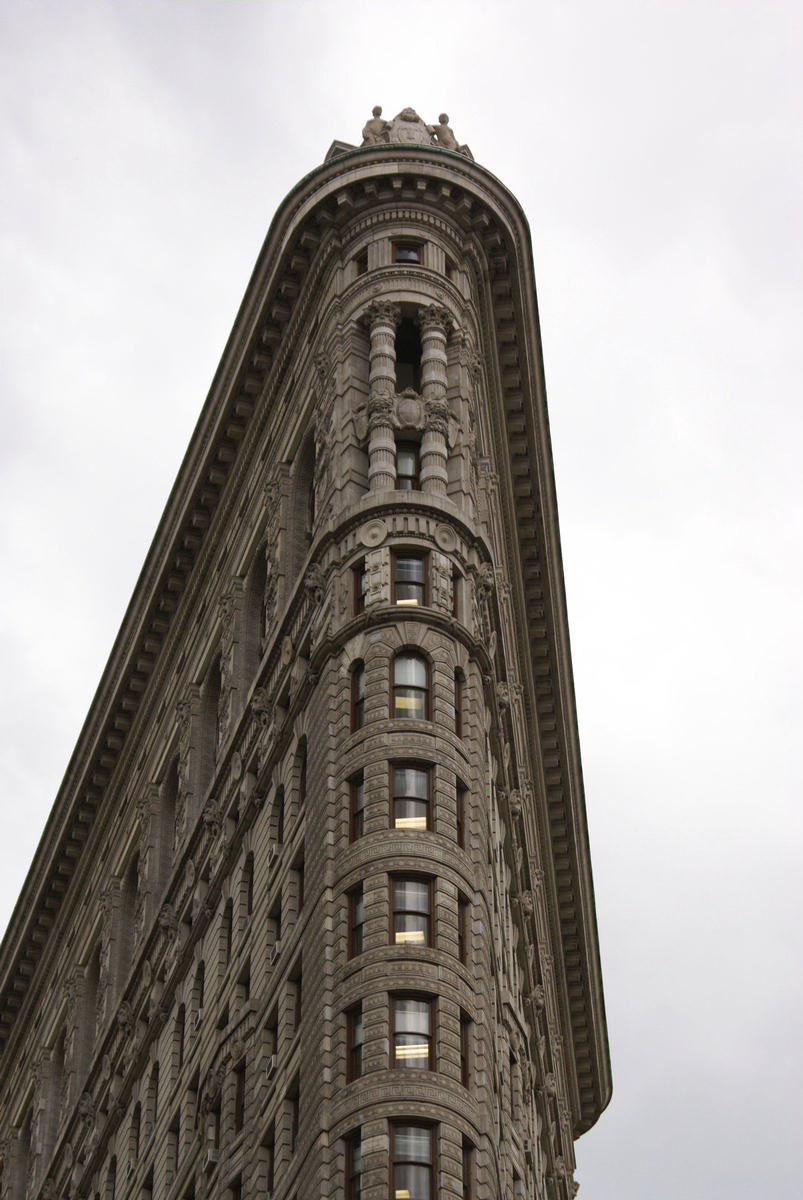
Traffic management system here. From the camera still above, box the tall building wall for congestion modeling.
[0,109,610,1200]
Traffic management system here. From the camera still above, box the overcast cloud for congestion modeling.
[1,2,801,1197]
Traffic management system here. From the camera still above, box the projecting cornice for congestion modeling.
[0,144,610,1132]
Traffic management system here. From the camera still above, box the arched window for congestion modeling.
[392,653,429,720]
[351,661,365,731]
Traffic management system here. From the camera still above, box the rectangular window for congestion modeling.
[352,663,365,731]
[350,773,366,841]
[392,1123,434,1200]
[458,894,468,965]
[392,553,427,606]
[456,783,466,848]
[392,653,429,720]
[454,670,464,737]
[392,764,431,831]
[394,242,422,264]
[346,1130,362,1200]
[347,1005,363,1081]
[462,1139,474,1200]
[396,441,420,490]
[460,1012,472,1088]
[354,564,367,614]
[391,996,433,1070]
[391,877,432,947]
[349,886,365,957]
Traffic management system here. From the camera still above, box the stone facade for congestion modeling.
[0,111,610,1200]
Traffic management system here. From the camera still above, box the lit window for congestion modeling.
[392,1123,433,1200]
[396,441,420,489]
[392,877,432,947]
[392,653,429,720]
[393,554,426,606]
[392,996,433,1070]
[392,765,430,831]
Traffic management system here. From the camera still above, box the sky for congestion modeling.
[1,1,801,1196]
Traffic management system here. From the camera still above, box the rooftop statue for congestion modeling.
[355,106,473,159]
[361,105,389,146]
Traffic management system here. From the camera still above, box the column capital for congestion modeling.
[363,299,401,331]
[417,304,453,337]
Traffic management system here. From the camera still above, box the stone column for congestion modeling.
[418,305,452,494]
[365,301,400,492]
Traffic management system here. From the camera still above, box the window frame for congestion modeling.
[396,440,421,490]
[457,893,469,965]
[351,661,366,731]
[390,994,434,1071]
[350,772,366,842]
[390,875,433,948]
[354,562,367,615]
[456,782,467,849]
[454,669,465,737]
[391,652,430,721]
[460,1011,472,1088]
[347,1004,364,1082]
[392,551,428,608]
[393,241,423,264]
[346,1129,362,1200]
[391,1122,435,1200]
[391,762,432,832]
[349,885,365,958]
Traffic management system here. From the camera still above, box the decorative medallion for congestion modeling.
[359,518,387,547]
